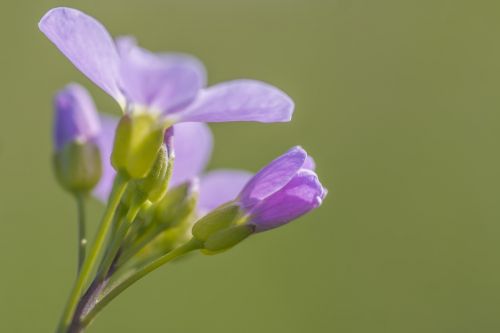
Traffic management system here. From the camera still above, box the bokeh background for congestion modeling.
[1,0,500,332]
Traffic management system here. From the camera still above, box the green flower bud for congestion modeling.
[154,181,198,229]
[191,203,241,242]
[53,141,102,193]
[134,225,192,265]
[111,113,165,179]
[202,224,255,254]
[135,144,172,204]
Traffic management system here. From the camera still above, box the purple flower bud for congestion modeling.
[53,83,100,151]
[238,147,327,232]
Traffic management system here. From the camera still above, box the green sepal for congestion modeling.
[111,113,165,179]
[191,203,241,242]
[53,141,102,193]
[202,224,255,254]
[111,115,132,172]
[135,144,172,204]
[154,182,198,228]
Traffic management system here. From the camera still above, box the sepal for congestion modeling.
[202,224,255,254]
[53,141,102,193]
[191,203,241,242]
[135,144,172,204]
[111,113,165,179]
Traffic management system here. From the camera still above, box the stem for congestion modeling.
[80,238,201,327]
[56,174,128,333]
[96,203,142,281]
[75,193,86,274]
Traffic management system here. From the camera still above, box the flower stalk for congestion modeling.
[75,193,87,273]
[56,173,129,333]
[80,238,202,327]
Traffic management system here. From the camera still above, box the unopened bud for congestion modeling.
[154,180,198,228]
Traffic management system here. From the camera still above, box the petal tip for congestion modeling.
[39,7,78,30]
[289,145,307,159]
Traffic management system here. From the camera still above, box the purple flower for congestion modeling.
[53,83,100,151]
[237,147,327,232]
[39,7,294,125]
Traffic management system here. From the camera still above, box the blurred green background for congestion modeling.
[1,0,500,332]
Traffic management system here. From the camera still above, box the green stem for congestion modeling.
[56,173,128,333]
[80,238,201,327]
[75,193,86,274]
[96,203,142,281]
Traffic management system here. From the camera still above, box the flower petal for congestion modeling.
[92,114,118,202]
[53,83,100,151]
[303,155,316,170]
[39,8,124,103]
[239,146,307,207]
[249,169,327,232]
[173,80,294,123]
[198,170,253,213]
[116,37,206,113]
[170,122,213,187]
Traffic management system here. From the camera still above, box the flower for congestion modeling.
[39,7,294,125]
[53,83,100,151]
[237,146,326,232]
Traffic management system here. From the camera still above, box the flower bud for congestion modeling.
[238,147,327,232]
[153,180,198,228]
[111,113,165,179]
[52,84,102,193]
[53,141,102,192]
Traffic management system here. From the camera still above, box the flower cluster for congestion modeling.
[41,7,327,333]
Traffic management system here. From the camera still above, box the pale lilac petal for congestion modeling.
[303,156,316,170]
[92,114,118,202]
[39,8,124,103]
[249,169,327,232]
[116,36,206,113]
[239,146,307,207]
[170,123,213,187]
[198,170,253,213]
[53,83,100,151]
[173,80,294,123]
